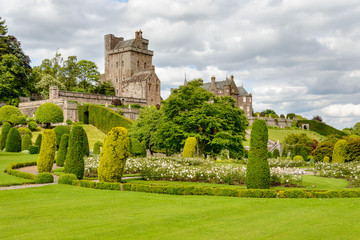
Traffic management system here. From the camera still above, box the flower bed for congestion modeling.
[314,162,360,187]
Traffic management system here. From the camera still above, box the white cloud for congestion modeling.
[322,104,360,117]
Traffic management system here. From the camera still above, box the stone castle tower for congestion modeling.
[103,30,161,105]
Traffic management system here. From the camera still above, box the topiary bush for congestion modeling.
[21,134,32,151]
[332,139,348,163]
[0,105,23,125]
[272,149,280,159]
[293,155,304,161]
[83,130,90,156]
[56,133,69,167]
[28,121,38,131]
[313,141,335,162]
[58,173,78,185]
[29,145,40,154]
[346,138,360,162]
[290,145,309,161]
[129,138,146,157]
[286,113,296,119]
[53,125,70,149]
[35,103,64,128]
[93,141,103,155]
[35,133,42,149]
[18,127,33,139]
[182,137,197,158]
[64,126,86,179]
[66,119,72,125]
[5,128,21,152]
[0,122,11,150]
[35,172,54,183]
[37,129,56,173]
[77,104,89,124]
[323,156,330,163]
[246,119,270,189]
[98,127,130,182]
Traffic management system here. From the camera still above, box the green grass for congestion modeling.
[301,175,350,190]
[1,184,360,239]
[268,128,325,143]
[0,152,38,186]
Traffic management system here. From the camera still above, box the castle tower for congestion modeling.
[103,31,161,105]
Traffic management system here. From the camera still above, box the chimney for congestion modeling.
[231,74,234,81]
[135,30,143,39]
[211,75,215,84]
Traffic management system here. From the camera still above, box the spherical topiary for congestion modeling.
[64,126,86,179]
[58,173,78,185]
[56,133,69,167]
[35,172,54,183]
[35,103,64,128]
[5,128,21,152]
[0,122,11,150]
[182,137,197,158]
[83,130,90,156]
[246,119,270,189]
[37,129,56,173]
[28,121,38,131]
[332,140,348,163]
[18,127,33,139]
[323,156,330,163]
[129,138,146,157]
[98,127,129,182]
[293,155,304,161]
[93,141,103,155]
[21,134,32,151]
[66,119,72,125]
[272,149,280,159]
[53,125,70,149]
[29,145,40,154]
[0,105,23,125]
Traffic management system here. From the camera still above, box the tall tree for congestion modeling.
[76,60,99,90]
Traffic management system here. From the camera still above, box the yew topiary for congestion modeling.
[35,133,42,150]
[56,133,69,167]
[332,140,348,163]
[64,126,86,179]
[37,129,56,173]
[0,105,23,125]
[18,127,32,139]
[83,130,90,156]
[35,103,64,128]
[93,141,102,155]
[5,127,21,152]
[53,125,70,149]
[293,155,304,161]
[98,127,130,182]
[0,122,11,150]
[182,137,197,158]
[58,173,77,185]
[323,156,330,163]
[246,119,270,189]
[21,134,32,151]
[35,172,54,183]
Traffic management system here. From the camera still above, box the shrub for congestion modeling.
[182,137,197,158]
[0,105,23,125]
[77,104,89,124]
[53,125,70,149]
[35,133,42,148]
[332,140,348,163]
[88,104,133,133]
[28,121,38,131]
[56,134,69,167]
[290,145,309,161]
[129,138,146,157]
[98,127,130,182]
[93,141,102,155]
[58,173,78,185]
[5,161,37,181]
[323,156,330,163]
[346,138,360,162]
[267,151,272,159]
[9,114,27,126]
[297,120,346,137]
[66,119,72,125]
[64,126,86,179]
[0,122,11,150]
[286,113,296,119]
[83,130,90,156]
[29,145,40,154]
[35,103,64,128]
[18,127,33,139]
[281,148,288,158]
[130,104,141,109]
[246,119,270,189]
[313,141,335,162]
[111,99,122,106]
[35,172,54,183]
[293,155,304,161]
[37,129,56,173]
[5,128,21,152]
[21,134,32,151]
[272,149,280,159]
[280,114,285,118]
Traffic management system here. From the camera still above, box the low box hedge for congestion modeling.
[5,161,37,181]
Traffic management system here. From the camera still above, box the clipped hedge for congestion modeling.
[5,161,37,181]
[53,125,70,149]
[29,145,40,154]
[182,137,197,158]
[88,104,133,133]
[37,129,56,173]
[58,173,78,185]
[35,133,42,147]
[293,155,304,161]
[98,127,130,182]
[64,126,86,179]
[83,130,90,156]
[28,121,38,131]
[93,141,102,155]
[35,102,64,128]
[71,180,360,198]
[77,104,89,124]
[0,105,23,125]
[5,128,21,152]
[56,133,69,167]
[297,120,346,137]
[0,122,11,150]
[35,172,54,184]
[18,127,32,139]
[21,134,32,151]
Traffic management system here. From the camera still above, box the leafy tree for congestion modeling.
[35,103,64,128]
[352,122,360,136]
[346,138,360,162]
[129,138,146,157]
[76,60,99,90]
[312,115,323,122]
[35,74,65,97]
[61,56,78,90]
[283,133,313,158]
[0,105,23,125]
[313,140,336,162]
[94,80,115,95]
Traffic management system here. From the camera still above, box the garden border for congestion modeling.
[5,161,37,181]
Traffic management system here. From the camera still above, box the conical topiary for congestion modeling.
[37,129,56,173]
[98,127,129,182]
[21,134,32,151]
[246,119,270,189]
[56,133,69,167]
[0,122,11,150]
[35,133,42,148]
[5,128,21,152]
[83,130,89,156]
[93,141,102,155]
[182,137,197,157]
[64,126,85,179]
[53,125,70,149]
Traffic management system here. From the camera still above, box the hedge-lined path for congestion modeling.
[0,183,55,191]
[18,163,60,183]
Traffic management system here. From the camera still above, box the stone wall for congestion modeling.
[248,116,294,128]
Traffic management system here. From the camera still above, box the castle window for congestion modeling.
[156,86,158,92]
[247,106,250,112]
[243,97,246,102]
[249,98,252,103]
[116,62,118,68]
[121,61,124,67]
[137,61,139,67]
[149,85,151,91]
[116,78,118,83]
[226,89,229,93]
[144,62,146,68]
[116,89,119,95]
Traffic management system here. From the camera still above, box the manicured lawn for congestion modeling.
[0,152,37,186]
[1,184,360,239]
[268,128,325,143]
[301,175,351,190]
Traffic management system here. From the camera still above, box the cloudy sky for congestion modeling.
[1,0,360,130]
